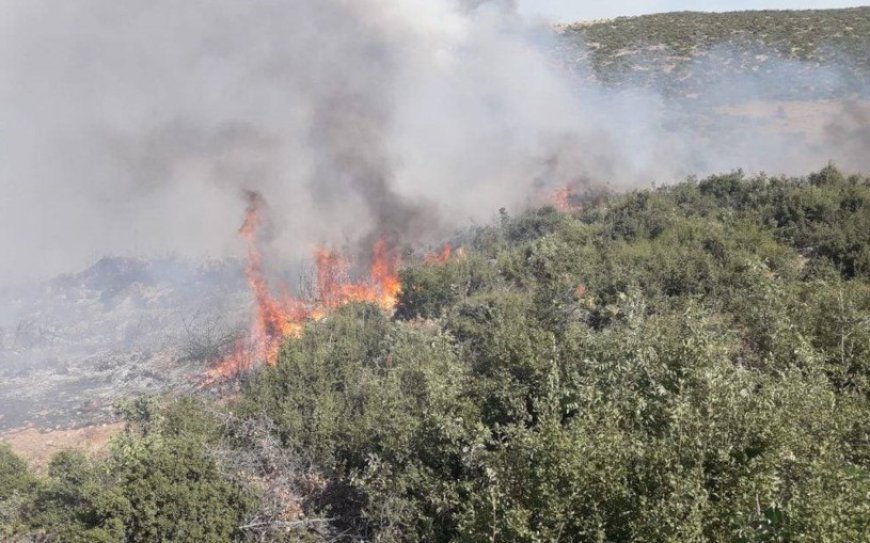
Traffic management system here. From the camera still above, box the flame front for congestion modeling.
[205,192,402,382]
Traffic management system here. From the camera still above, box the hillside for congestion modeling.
[2,165,869,541]
[556,7,870,99]
[2,5,870,542]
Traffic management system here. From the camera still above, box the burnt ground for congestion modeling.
[0,256,249,434]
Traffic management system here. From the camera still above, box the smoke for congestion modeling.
[825,99,870,163]
[0,0,867,284]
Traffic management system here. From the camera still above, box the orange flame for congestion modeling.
[204,192,402,382]
[370,239,401,310]
[424,244,452,264]
[550,185,575,212]
[313,239,399,311]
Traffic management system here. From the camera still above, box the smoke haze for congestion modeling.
[0,0,867,284]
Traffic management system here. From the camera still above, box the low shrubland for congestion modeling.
[3,165,869,542]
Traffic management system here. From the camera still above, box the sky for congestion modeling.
[516,1,869,22]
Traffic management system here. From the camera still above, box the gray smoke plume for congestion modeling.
[824,99,870,164]
[0,0,867,284]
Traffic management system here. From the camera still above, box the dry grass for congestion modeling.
[0,422,124,470]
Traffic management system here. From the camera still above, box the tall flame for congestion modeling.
[205,192,402,382]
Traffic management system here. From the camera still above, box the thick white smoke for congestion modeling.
[0,0,866,283]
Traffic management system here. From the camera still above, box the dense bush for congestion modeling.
[2,399,255,543]
[239,165,870,541]
[4,166,870,541]
[0,445,35,538]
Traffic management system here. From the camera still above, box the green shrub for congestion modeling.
[0,444,36,538]
[16,165,870,542]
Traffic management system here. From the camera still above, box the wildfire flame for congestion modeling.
[550,185,576,212]
[424,244,452,264]
[205,191,401,382]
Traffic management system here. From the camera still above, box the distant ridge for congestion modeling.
[554,7,870,99]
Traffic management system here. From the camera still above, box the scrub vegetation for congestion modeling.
[557,7,870,98]
[3,165,869,542]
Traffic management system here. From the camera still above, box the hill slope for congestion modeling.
[3,165,869,541]
[556,7,870,98]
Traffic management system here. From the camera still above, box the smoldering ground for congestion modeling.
[0,0,868,285]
